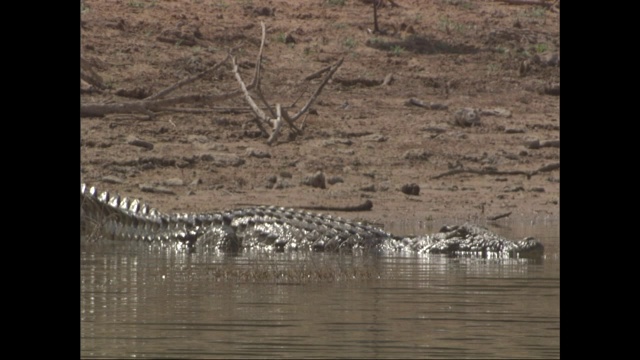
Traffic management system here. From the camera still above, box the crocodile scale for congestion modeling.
[81,183,544,257]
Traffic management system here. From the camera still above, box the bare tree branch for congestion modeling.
[145,53,231,101]
[287,57,344,122]
[267,104,283,145]
[232,56,268,121]
[81,21,342,145]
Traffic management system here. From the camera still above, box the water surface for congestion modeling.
[80,221,559,359]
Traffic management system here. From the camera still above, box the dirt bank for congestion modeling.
[80,0,559,230]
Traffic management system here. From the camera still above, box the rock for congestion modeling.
[401,183,420,196]
[360,184,376,192]
[127,136,154,150]
[163,178,184,187]
[200,153,245,167]
[327,176,344,185]
[505,127,525,134]
[101,175,124,184]
[421,123,449,134]
[362,134,388,142]
[285,33,296,44]
[534,52,560,67]
[504,185,524,193]
[322,138,353,147]
[525,139,541,149]
[403,149,432,161]
[265,175,278,189]
[543,83,560,96]
[540,140,560,148]
[254,7,275,16]
[538,163,560,172]
[273,179,292,189]
[245,148,272,158]
[452,108,481,127]
[187,135,209,143]
[301,171,326,189]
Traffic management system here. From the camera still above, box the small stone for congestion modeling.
[254,7,275,16]
[540,140,560,148]
[403,149,432,161]
[163,178,184,187]
[285,33,296,44]
[452,108,481,127]
[301,171,326,189]
[127,136,154,150]
[187,135,209,143]
[274,179,292,189]
[360,184,376,192]
[525,139,541,149]
[401,183,420,196]
[362,134,387,142]
[101,175,124,184]
[245,148,272,158]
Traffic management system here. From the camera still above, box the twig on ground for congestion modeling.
[487,212,512,221]
[431,163,559,180]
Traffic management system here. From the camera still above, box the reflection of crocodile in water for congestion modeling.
[81,183,544,258]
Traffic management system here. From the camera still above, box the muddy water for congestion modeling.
[80,221,559,359]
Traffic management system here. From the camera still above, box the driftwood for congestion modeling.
[431,162,559,180]
[81,22,342,145]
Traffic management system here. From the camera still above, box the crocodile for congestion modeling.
[81,183,544,258]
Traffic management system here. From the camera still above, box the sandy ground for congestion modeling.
[80,0,559,231]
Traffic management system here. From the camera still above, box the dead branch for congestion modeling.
[80,92,246,118]
[431,163,559,180]
[304,64,333,81]
[145,53,231,101]
[267,104,283,145]
[406,98,449,110]
[232,56,267,121]
[332,77,382,87]
[233,46,343,144]
[81,21,343,145]
[487,212,512,221]
[80,24,266,118]
[285,57,343,122]
[494,0,555,7]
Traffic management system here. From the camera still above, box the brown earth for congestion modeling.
[80,0,559,232]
